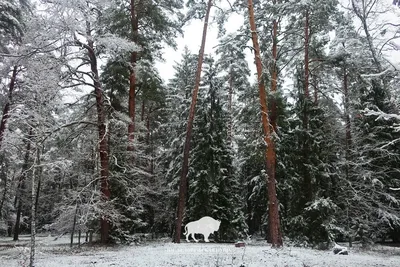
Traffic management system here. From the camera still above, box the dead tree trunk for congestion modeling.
[174,0,213,243]
[247,0,282,247]
[0,66,18,149]
[128,0,139,152]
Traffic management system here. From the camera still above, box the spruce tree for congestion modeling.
[186,57,246,241]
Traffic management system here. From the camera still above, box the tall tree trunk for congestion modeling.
[0,66,18,149]
[304,10,310,99]
[29,145,39,267]
[34,147,42,217]
[228,67,233,144]
[343,63,353,247]
[128,0,139,152]
[270,12,278,133]
[14,127,33,241]
[70,203,78,248]
[146,108,150,146]
[0,156,8,218]
[344,64,352,166]
[247,0,282,247]
[302,9,312,205]
[83,21,111,243]
[351,0,382,72]
[174,0,213,243]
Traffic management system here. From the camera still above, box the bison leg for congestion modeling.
[203,232,210,242]
[186,233,190,242]
[191,233,199,243]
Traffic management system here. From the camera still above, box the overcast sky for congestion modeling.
[155,9,254,83]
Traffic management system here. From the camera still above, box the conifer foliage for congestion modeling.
[1,1,400,260]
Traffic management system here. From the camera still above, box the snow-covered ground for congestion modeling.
[0,235,399,266]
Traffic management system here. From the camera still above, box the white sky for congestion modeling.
[155,9,255,83]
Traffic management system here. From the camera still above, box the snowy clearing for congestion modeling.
[0,235,400,266]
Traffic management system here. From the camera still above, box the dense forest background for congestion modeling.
[1,0,400,250]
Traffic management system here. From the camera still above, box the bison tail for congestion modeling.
[183,225,188,235]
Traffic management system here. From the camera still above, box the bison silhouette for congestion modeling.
[184,216,221,242]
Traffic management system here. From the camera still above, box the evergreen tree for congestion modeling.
[0,0,29,52]
[186,57,246,241]
[158,48,197,236]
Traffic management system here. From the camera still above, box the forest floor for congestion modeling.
[0,235,399,266]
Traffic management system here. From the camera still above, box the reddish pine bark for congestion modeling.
[83,23,111,243]
[0,66,18,149]
[174,0,213,243]
[270,16,278,133]
[247,0,282,247]
[128,0,139,152]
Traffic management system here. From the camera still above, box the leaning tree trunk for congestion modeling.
[79,21,111,243]
[174,0,213,243]
[0,66,18,149]
[128,0,139,152]
[247,0,282,247]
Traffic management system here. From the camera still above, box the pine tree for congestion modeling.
[99,0,183,152]
[246,0,283,247]
[174,0,213,243]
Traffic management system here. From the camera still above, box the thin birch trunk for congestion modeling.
[174,0,213,243]
[247,0,282,247]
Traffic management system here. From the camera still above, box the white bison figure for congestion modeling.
[184,216,221,242]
